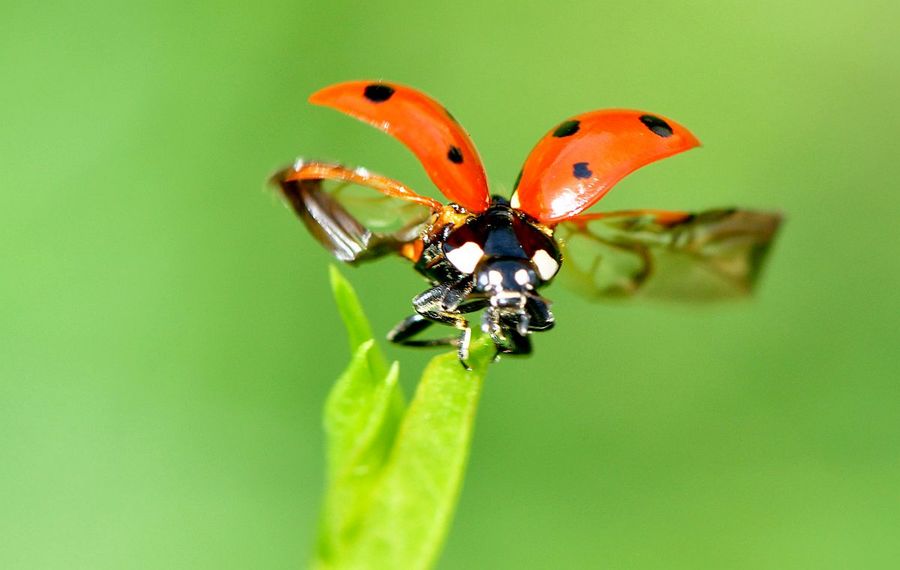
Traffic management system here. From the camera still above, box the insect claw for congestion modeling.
[517,312,531,336]
[456,327,472,370]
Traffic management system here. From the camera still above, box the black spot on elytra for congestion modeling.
[553,119,580,137]
[363,84,395,102]
[513,169,523,189]
[447,145,463,164]
[573,162,592,179]
[639,115,673,137]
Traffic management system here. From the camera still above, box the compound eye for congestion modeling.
[445,241,484,274]
[531,249,560,281]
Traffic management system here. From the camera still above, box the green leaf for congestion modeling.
[329,265,385,375]
[315,268,492,570]
[317,269,404,568]
[318,346,404,566]
[339,337,492,570]
[322,341,397,484]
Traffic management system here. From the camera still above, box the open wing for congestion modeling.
[513,110,700,224]
[271,160,441,264]
[310,81,491,213]
[554,209,782,301]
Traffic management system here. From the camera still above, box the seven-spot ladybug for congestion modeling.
[272,81,780,367]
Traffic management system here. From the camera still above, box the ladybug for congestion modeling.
[272,81,780,367]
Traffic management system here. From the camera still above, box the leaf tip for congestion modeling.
[328,263,346,294]
[328,265,376,354]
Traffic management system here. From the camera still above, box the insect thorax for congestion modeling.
[415,201,562,294]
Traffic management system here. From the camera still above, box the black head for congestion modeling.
[472,255,556,338]
[474,258,538,301]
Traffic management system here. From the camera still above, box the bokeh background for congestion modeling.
[2,1,899,568]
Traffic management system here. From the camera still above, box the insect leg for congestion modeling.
[498,322,532,356]
[387,314,455,347]
[387,292,490,348]
[386,281,482,368]
[410,280,477,369]
[525,295,555,331]
[481,308,533,358]
[413,307,472,369]
[440,277,475,312]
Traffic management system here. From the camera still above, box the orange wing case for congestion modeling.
[310,81,491,213]
[514,110,700,224]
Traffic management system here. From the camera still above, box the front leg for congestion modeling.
[403,278,477,368]
[415,278,477,368]
[388,296,489,349]
[387,314,453,347]
[481,307,533,358]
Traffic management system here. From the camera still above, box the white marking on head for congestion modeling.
[445,241,484,274]
[488,270,503,286]
[490,291,526,308]
[514,268,530,285]
[510,191,520,209]
[532,249,559,280]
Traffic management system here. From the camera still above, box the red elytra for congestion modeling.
[309,81,699,226]
[514,110,701,224]
[310,81,491,214]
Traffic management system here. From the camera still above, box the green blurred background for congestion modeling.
[2,0,899,568]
